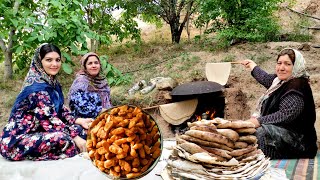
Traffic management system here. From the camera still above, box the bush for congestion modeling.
[196,0,283,46]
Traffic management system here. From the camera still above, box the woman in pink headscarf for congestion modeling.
[68,52,112,122]
[241,48,317,159]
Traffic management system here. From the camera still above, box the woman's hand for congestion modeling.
[246,117,260,128]
[75,118,94,129]
[73,135,86,152]
[240,59,257,71]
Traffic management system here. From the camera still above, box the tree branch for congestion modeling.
[7,0,20,51]
[0,39,7,52]
[300,25,320,30]
[13,0,20,14]
[308,27,320,30]
[159,2,170,23]
[177,0,186,15]
[286,7,320,21]
[7,29,15,52]
[179,1,194,33]
[0,0,20,53]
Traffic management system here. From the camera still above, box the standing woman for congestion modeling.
[241,48,317,159]
[0,44,91,161]
[68,52,112,119]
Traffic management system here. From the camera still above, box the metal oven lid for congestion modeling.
[170,81,224,96]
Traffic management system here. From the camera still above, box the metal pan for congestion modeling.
[170,81,224,96]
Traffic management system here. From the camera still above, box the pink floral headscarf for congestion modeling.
[68,52,112,109]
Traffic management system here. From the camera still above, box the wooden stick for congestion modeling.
[142,105,159,110]
[230,61,242,64]
[286,7,320,21]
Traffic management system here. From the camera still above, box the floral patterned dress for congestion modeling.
[68,89,102,119]
[0,91,86,161]
[68,52,112,118]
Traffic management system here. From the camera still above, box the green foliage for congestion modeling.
[99,55,131,86]
[284,34,312,42]
[1,0,144,80]
[283,16,313,42]
[196,0,283,45]
[1,1,94,75]
[83,1,141,44]
[256,53,272,64]
[0,52,4,63]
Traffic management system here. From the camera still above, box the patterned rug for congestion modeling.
[271,151,320,180]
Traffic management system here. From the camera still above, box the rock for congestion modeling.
[150,77,178,90]
[163,92,172,100]
[298,43,311,51]
[140,82,156,94]
[267,42,302,50]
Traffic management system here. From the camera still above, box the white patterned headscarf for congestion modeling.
[291,49,309,78]
[252,48,308,118]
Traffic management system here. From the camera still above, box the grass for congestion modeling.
[101,40,213,107]
[222,54,236,62]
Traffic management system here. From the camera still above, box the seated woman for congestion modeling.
[0,43,92,161]
[68,52,112,119]
[240,48,317,159]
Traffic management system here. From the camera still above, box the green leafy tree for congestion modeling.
[110,0,197,44]
[100,55,131,86]
[83,0,142,52]
[0,0,92,79]
[0,0,127,80]
[0,0,37,79]
[37,1,96,74]
[196,0,283,43]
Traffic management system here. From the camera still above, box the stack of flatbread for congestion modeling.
[163,118,270,180]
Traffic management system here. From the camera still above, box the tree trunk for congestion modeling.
[86,7,95,51]
[1,0,19,80]
[0,31,15,80]
[186,16,190,42]
[4,51,13,79]
[170,21,181,44]
[95,40,100,51]
[168,1,194,44]
[90,39,96,52]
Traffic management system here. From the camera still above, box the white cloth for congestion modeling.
[0,154,105,180]
[0,140,176,180]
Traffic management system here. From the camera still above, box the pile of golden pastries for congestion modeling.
[87,105,162,179]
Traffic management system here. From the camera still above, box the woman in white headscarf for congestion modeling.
[241,48,317,159]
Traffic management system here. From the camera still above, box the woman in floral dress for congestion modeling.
[68,52,112,121]
[0,44,92,161]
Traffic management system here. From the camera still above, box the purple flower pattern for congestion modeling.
[69,90,102,119]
